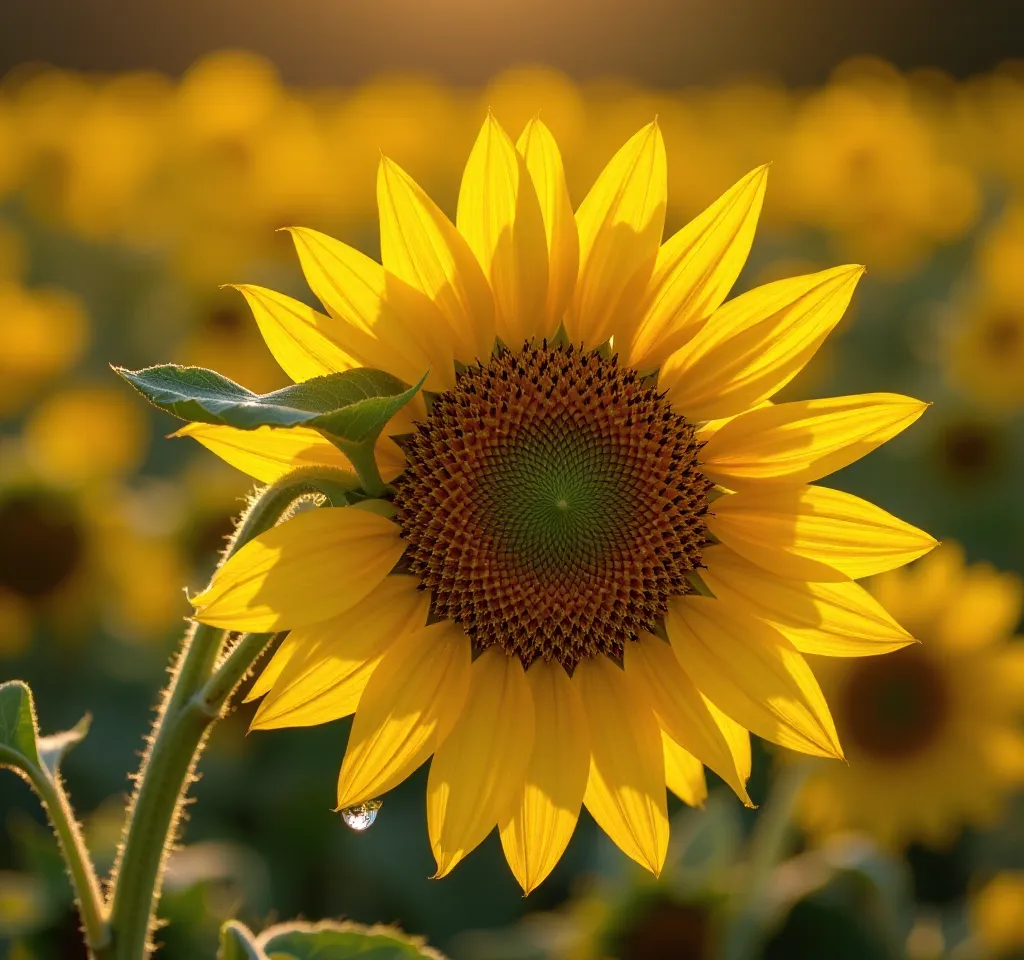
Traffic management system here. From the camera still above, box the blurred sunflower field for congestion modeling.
[2,49,1024,960]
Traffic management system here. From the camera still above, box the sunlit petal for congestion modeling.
[428,648,534,878]
[336,621,471,809]
[499,659,590,895]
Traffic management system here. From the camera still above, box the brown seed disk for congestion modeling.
[392,342,712,669]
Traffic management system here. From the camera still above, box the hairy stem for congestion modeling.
[103,474,333,960]
[31,767,109,953]
[197,632,276,716]
[339,442,387,498]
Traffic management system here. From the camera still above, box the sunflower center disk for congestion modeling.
[393,342,713,669]
[843,648,950,760]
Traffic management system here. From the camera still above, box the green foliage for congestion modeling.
[218,919,449,959]
[220,920,270,960]
[114,364,426,448]
[0,680,90,786]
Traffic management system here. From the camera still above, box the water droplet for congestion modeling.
[340,799,382,831]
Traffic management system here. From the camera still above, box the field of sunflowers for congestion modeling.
[2,50,1024,960]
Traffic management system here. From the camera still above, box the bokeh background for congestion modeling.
[2,2,1024,958]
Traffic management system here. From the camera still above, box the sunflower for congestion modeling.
[971,871,1024,959]
[799,543,1024,849]
[179,115,936,892]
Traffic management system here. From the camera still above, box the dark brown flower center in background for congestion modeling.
[842,646,950,761]
[0,491,85,601]
[393,342,712,669]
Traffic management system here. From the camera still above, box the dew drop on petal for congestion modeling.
[340,799,382,831]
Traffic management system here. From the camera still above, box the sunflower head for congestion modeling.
[800,543,1024,849]
[164,113,937,892]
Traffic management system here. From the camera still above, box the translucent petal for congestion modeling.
[667,596,843,758]
[190,505,405,632]
[702,544,915,656]
[628,165,769,371]
[662,265,864,421]
[336,620,471,809]
[576,655,668,876]
[708,485,937,582]
[704,698,752,786]
[516,118,579,336]
[499,659,590,894]
[700,393,928,488]
[244,633,299,703]
[566,121,667,350]
[624,633,751,804]
[288,226,456,392]
[378,157,495,363]
[428,648,535,878]
[662,733,708,808]
[231,284,359,382]
[173,422,405,484]
[250,576,429,730]
[458,114,549,346]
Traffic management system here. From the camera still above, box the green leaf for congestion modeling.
[258,920,448,959]
[1,680,90,784]
[114,364,426,449]
[220,920,270,960]
[38,714,91,780]
[0,681,42,771]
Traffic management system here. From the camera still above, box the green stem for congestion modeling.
[31,767,110,953]
[103,473,332,960]
[196,633,277,716]
[340,442,387,498]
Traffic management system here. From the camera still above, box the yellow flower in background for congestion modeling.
[786,60,978,271]
[949,204,1024,409]
[176,115,935,892]
[800,543,1024,849]
[0,430,186,655]
[972,872,1024,959]
[0,281,90,417]
[23,383,150,488]
[949,296,1024,410]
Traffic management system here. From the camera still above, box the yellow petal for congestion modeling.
[428,648,535,878]
[662,265,864,421]
[191,505,405,632]
[576,655,668,876]
[624,633,751,804]
[288,226,456,392]
[499,659,590,895]
[231,284,359,382]
[704,698,752,787]
[662,733,707,808]
[378,157,495,363]
[702,544,915,656]
[244,633,300,703]
[516,118,579,336]
[700,393,928,488]
[250,576,429,730]
[566,121,667,350]
[708,485,938,582]
[173,422,405,484]
[336,620,471,809]
[458,114,549,347]
[628,165,769,371]
[667,596,843,758]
